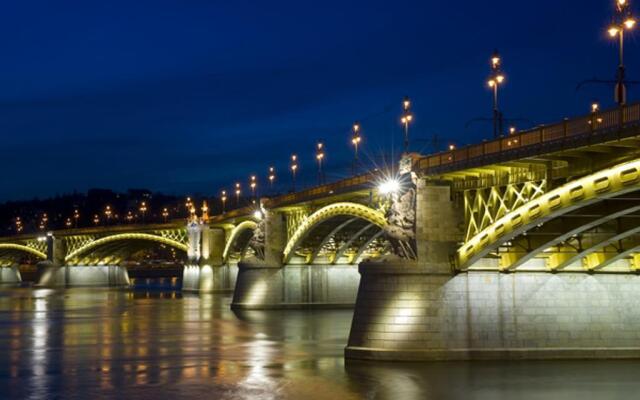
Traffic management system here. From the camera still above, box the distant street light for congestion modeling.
[268,167,276,191]
[73,209,80,228]
[235,183,241,205]
[104,206,112,225]
[608,0,636,105]
[65,218,72,228]
[351,122,361,174]
[221,190,227,214]
[93,214,100,226]
[126,211,134,223]
[139,201,148,223]
[400,96,413,153]
[316,142,325,185]
[487,49,506,138]
[250,175,257,203]
[162,207,169,222]
[290,154,298,192]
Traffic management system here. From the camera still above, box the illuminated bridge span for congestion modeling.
[5,103,640,360]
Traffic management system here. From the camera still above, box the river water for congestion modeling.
[0,278,639,399]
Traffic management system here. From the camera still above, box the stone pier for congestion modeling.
[0,265,21,284]
[231,210,360,309]
[346,180,640,360]
[182,224,236,292]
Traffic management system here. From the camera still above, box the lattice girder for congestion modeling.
[458,158,640,269]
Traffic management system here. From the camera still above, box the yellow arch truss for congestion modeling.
[0,243,47,260]
[458,158,640,269]
[65,232,188,262]
[283,202,386,264]
[222,220,258,262]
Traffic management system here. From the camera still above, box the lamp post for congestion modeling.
[65,218,72,228]
[290,154,298,192]
[104,206,112,225]
[221,190,227,214]
[93,214,100,226]
[139,201,148,223]
[126,211,134,223]
[268,167,276,192]
[316,142,325,185]
[608,0,636,105]
[487,50,506,138]
[235,183,241,206]
[400,96,413,153]
[351,121,361,174]
[73,209,80,228]
[185,197,193,217]
[162,208,169,222]
[250,175,257,203]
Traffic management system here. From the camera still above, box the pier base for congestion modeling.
[0,266,21,284]
[231,259,360,309]
[182,263,237,292]
[346,260,640,361]
[37,262,130,287]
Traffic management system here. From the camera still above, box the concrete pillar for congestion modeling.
[182,225,232,292]
[346,179,467,361]
[38,235,129,287]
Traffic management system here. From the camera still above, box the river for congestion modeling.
[0,278,638,399]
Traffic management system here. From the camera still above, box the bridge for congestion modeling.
[5,102,640,360]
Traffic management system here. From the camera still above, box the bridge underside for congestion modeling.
[468,191,640,272]
[67,239,186,266]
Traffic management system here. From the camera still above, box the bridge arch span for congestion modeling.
[283,202,387,264]
[458,158,640,269]
[0,243,47,261]
[222,220,258,263]
[65,233,188,263]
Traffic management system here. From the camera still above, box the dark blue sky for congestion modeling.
[1,0,634,200]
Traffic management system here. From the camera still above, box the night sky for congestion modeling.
[1,0,635,201]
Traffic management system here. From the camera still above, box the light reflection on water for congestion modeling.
[0,280,639,399]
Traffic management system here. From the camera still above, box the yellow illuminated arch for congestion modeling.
[65,233,188,262]
[222,220,258,262]
[283,202,386,264]
[0,243,47,260]
[458,158,640,269]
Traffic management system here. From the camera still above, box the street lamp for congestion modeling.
[608,0,636,105]
[93,214,100,226]
[487,49,506,138]
[139,201,148,223]
[126,211,134,223]
[65,218,72,228]
[162,207,169,222]
[250,175,257,202]
[185,197,193,217]
[104,206,112,225]
[268,167,276,191]
[235,183,241,205]
[73,209,80,228]
[351,121,361,174]
[400,96,413,153]
[316,142,325,185]
[290,154,298,192]
[221,190,227,214]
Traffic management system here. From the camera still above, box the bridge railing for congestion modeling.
[418,103,640,173]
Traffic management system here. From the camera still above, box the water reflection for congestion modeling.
[0,281,640,399]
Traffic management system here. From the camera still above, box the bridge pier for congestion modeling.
[182,225,235,292]
[346,180,640,360]
[0,265,22,284]
[231,210,359,309]
[37,235,129,287]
